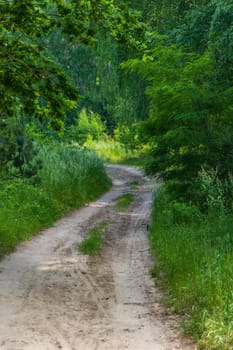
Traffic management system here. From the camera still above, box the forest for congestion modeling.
[0,1,233,349]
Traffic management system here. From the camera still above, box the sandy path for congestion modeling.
[0,165,196,350]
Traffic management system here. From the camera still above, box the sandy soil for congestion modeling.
[0,165,196,350]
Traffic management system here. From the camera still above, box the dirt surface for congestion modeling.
[0,165,196,350]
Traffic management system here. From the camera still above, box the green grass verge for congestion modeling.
[116,193,134,211]
[0,144,111,257]
[78,222,108,255]
[150,190,233,349]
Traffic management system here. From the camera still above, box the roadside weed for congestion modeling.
[78,222,108,255]
[149,189,233,349]
[130,180,139,189]
[116,193,134,211]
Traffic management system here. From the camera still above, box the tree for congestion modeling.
[0,0,147,176]
[46,25,148,135]
[0,0,146,128]
[125,35,233,199]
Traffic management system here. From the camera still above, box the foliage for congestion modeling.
[114,123,140,151]
[209,1,233,85]
[0,0,145,175]
[131,3,233,348]
[1,2,233,346]
[197,169,233,214]
[39,143,111,209]
[0,0,146,125]
[84,138,142,164]
[0,117,42,179]
[67,108,106,145]
[124,34,233,200]
[150,181,233,349]
[0,144,111,256]
[175,3,215,53]
[0,179,58,255]
[46,28,149,136]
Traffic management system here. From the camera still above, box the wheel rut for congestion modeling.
[0,165,196,350]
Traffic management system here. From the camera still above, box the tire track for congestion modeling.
[0,165,196,350]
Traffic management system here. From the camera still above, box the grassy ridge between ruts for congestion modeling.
[0,144,111,257]
[150,189,233,350]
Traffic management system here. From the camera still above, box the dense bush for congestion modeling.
[67,108,106,145]
[0,118,42,179]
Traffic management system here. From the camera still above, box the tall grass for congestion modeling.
[0,180,59,255]
[39,144,111,209]
[150,179,233,349]
[84,138,143,164]
[0,144,111,257]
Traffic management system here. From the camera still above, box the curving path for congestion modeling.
[0,165,196,350]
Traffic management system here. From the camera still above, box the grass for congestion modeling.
[39,144,111,209]
[130,180,139,189]
[116,193,134,211]
[84,138,149,166]
[78,222,108,255]
[0,180,59,255]
[0,144,111,257]
[149,189,233,349]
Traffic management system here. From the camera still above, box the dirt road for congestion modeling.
[0,165,196,350]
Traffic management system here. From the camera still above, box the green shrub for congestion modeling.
[197,168,233,215]
[68,108,106,145]
[0,118,42,179]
